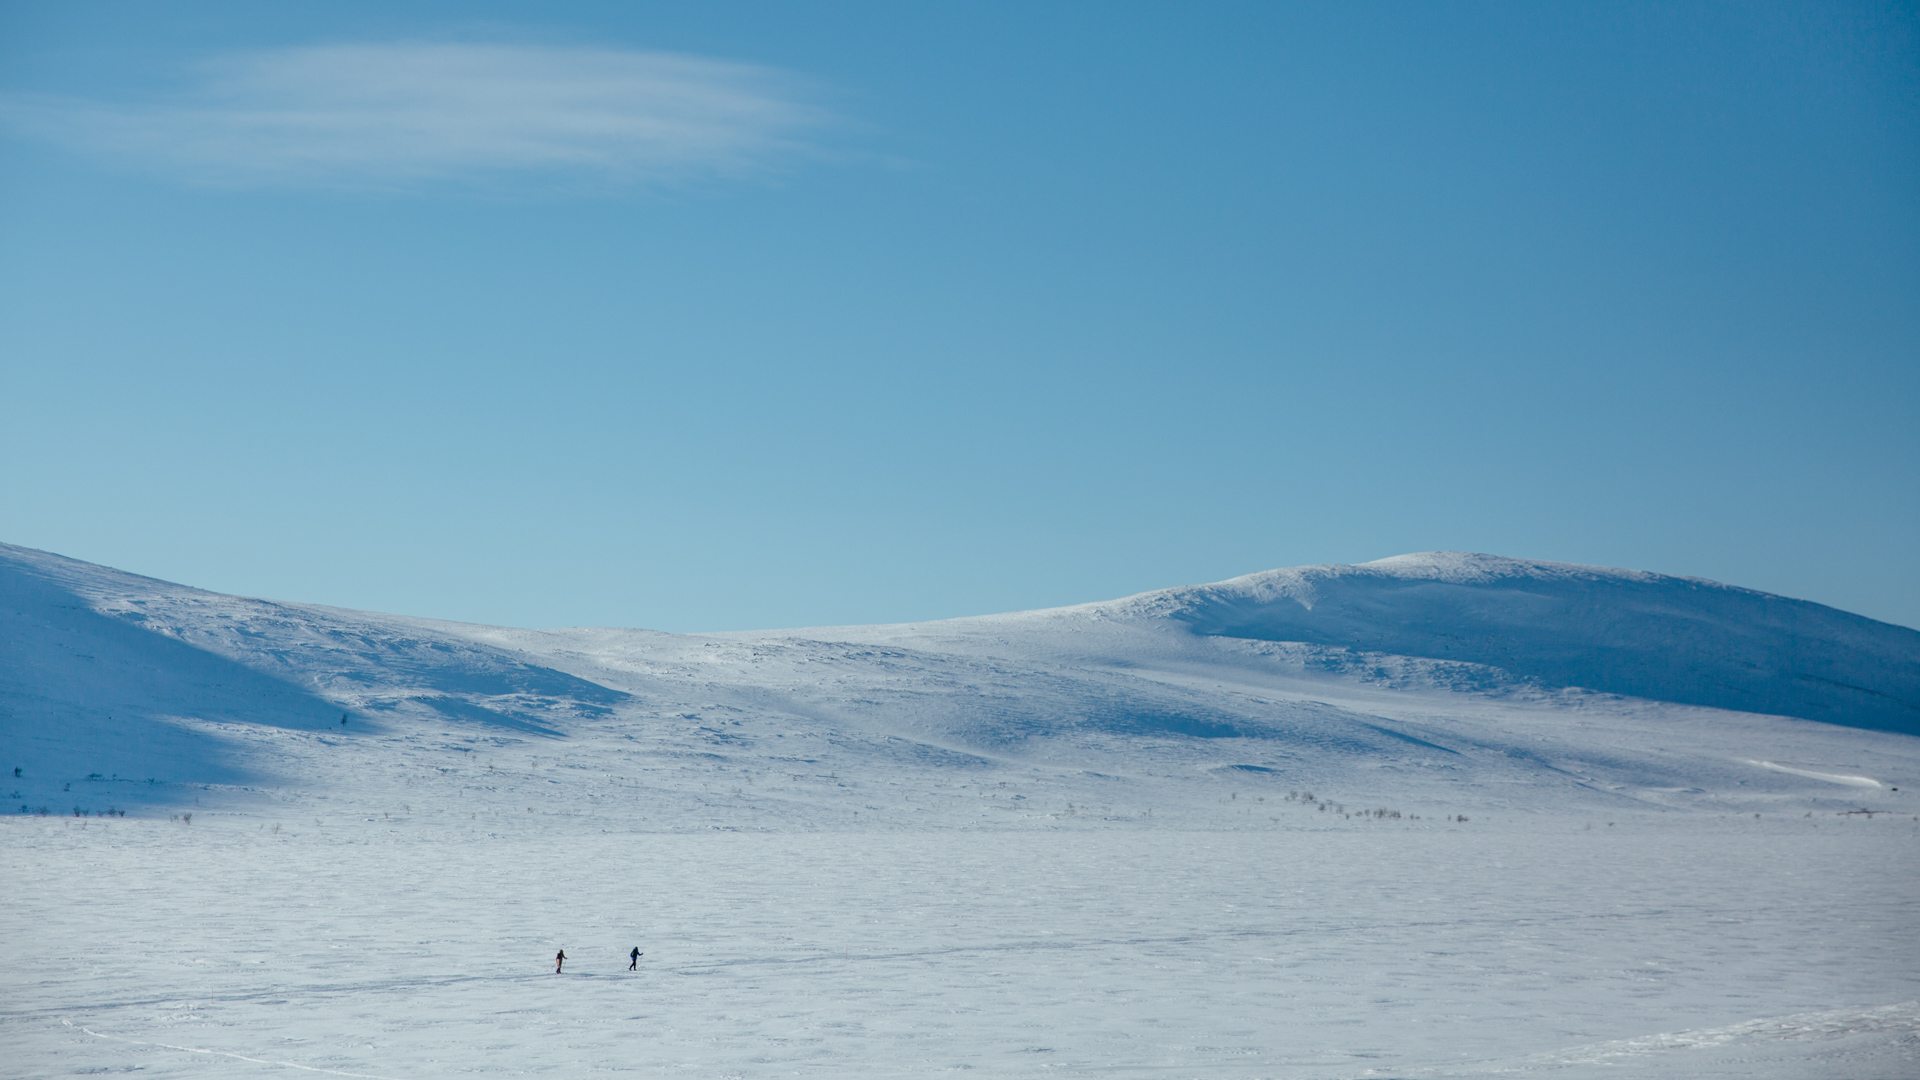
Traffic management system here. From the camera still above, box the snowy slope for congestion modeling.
[1084,551,1920,734]
[7,542,1920,1080]
[3,541,1916,824]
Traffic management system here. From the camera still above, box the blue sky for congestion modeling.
[3,1,1916,631]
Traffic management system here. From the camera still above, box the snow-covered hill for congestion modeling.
[2,542,1916,825]
[8,543,1920,1080]
[1081,551,1920,734]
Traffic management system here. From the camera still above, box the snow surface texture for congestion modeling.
[4,542,1918,1078]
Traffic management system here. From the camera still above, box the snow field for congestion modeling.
[7,818,1917,1078]
[6,545,1920,1076]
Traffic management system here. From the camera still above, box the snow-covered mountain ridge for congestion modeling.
[1072,551,1920,733]
[3,542,1916,825]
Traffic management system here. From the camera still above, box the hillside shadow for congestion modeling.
[0,558,627,808]
[0,565,351,805]
[307,621,629,710]
[1175,573,1920,736]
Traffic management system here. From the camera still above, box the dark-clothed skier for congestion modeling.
[628,947,641,970]
[555,948,566,974]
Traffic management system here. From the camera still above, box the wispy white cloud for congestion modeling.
[0,42,838,192]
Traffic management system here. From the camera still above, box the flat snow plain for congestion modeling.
[7,818,1917,1078]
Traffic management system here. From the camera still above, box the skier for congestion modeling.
[628,946,641,971]
[555,948,566,974]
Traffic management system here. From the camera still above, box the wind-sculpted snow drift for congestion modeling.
[2,541,1916,822]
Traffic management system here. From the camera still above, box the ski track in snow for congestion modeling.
[11,901,1759,1022]
[64,1018,410,1080]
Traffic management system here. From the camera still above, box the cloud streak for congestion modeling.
[0,42,838,191]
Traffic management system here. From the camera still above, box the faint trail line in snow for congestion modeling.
[5,904,1784,1020]
[63,1018,409,1079]
[664,904,1748,976]
[8,972,554,1020]
[1743,759,1883,787]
